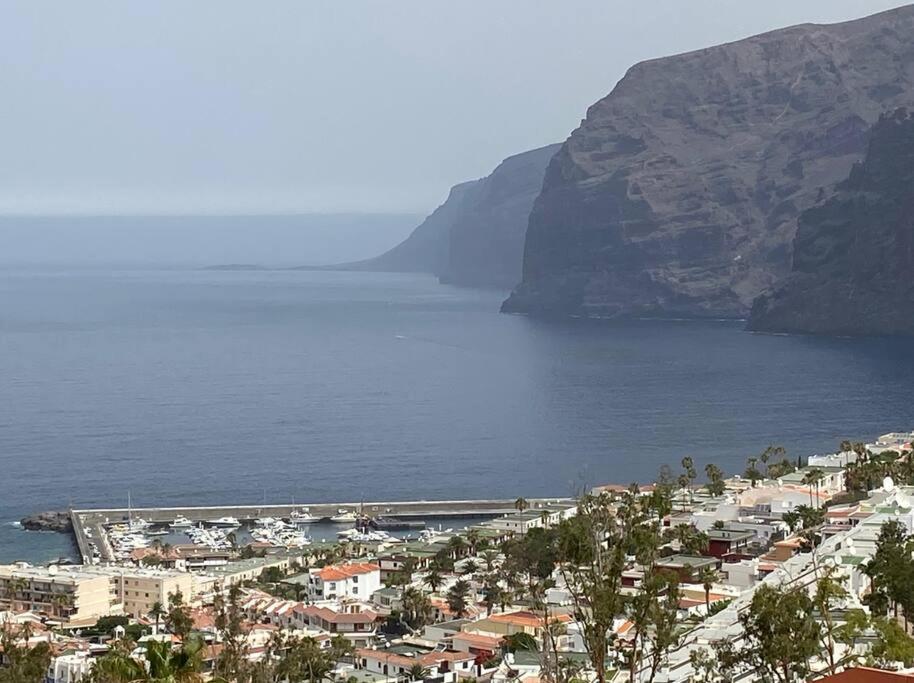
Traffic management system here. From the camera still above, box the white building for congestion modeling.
[307,562,381,601]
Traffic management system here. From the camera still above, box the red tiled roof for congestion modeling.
[816,667,914,681]
[316,563,380,581]
[301,606,378,624]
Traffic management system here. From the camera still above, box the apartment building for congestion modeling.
[0,564,118,626]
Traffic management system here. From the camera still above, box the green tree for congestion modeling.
[696,565,717,614]
[275,634,336,683]
[681,456,697,504]
[446,579,471,617]
[514,497,529,513]
[704,464,725,497]
[460,559,479,576]
[407,663,431,681]
[504,632,537,653]
[555,490,646,683]
[400,586,433,629]
[164,590,193,639]
[144,636,205,683]
[869,617,914,668]
[715,583,820,683]
[743,457,763,487]
[0,624,52,683]
[782,510,801,534]
[86,646,146,683]
[149,600,166,635]
[424,567,444,593]
[213,584,250,682]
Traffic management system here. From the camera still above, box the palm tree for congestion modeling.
[446,579,471,617]
[145,636,205,683]
[149,601,166,635]
[802,468,825,508]
[681,456,696,504]
[407,663,431,682]
[782,510,801,534]
[401,586,432,630]
[460,559,479,576]
[481,549,499,572]
[8,577,28,612]
[514,497,528,513]
[465,528,481,554]
[447,535,467,559]
[424,568,444,593]
[696,565,718,614]
[87,649,146,683]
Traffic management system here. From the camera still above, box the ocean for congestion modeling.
[2,267,913,563]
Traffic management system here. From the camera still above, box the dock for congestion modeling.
[69,497,571,563]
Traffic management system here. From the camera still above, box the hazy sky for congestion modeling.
[0,1,907,215]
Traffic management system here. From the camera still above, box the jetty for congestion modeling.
[68,497,571,563]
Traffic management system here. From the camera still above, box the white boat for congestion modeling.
[170,515,194,528]
[290,508,317,524]
[209,516,240,527]
[146,528,169,536]
[330,509,358,524]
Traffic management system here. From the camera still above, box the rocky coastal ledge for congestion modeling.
[20,511,73,533]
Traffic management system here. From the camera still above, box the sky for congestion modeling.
[0,1,908,216]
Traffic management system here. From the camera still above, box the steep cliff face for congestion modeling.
[352,144,558,288]
[748,110,914,336]
[349,180,482,274]
[503,5,914,317]
[441,144,561,288]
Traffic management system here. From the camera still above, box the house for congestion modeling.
[704,527,754,559]
[295,604,379,647]
[356,647,476,678]
[653,555,719,583]
[308,563,381,601]
[468,610,572,640]
[451,630,503,659]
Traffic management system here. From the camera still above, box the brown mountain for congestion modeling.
[748,109,914,336]
[503,5,914,318]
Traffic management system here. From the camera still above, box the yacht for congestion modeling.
[209,516,240,527]
[146,528,169,536]
[170,515,194,528]
[330,509,358,524]
[290,508,318,524]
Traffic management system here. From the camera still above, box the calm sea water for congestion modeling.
[2,267,913,563]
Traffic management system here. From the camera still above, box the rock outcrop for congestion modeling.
[748,110,914,335]
[350,144,559,288]
[503,5,914,318]
[20,511,73,533]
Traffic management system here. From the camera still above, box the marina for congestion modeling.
[68,497,571,564]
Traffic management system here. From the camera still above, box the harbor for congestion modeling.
[67,497,572,564]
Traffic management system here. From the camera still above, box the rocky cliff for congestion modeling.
[503,5,914,318]
[346,179,482,275]
[441,144,561,288]
[748,110,914,335]
[352,144,559,288]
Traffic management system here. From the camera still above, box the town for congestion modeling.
[3,431,914,683]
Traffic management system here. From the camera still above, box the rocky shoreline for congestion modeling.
[20,511,73,533]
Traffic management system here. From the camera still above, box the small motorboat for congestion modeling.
[330,509,358,524]
[170,515,194,528]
